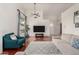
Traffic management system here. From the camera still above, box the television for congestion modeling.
[33,26,45,32]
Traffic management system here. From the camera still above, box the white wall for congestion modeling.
[0,3,26,53]
[53,19,61,35]
[48,16,61,36]
[62,4,79,35]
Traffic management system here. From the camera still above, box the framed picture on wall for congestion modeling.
[75,23,79,28]
[74,11,79,28]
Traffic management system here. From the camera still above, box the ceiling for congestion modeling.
[23,3,74,19]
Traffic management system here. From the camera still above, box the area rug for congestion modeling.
[24,41,62,55]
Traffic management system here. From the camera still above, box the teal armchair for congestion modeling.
[3,33,26,49]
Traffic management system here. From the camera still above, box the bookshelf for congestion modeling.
[17,9,28,37]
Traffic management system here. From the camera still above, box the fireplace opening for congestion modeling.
[33,26,45,32]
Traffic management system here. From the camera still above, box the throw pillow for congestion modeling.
[10,34,17,40]
[71,38,79,49]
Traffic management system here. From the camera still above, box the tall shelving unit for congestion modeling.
[17,9,27,37]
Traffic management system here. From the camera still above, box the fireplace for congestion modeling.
[33,26,45,41]
[33,26,45,32]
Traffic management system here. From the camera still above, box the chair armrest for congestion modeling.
[16,36,25,39]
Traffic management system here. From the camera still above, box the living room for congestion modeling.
[0,3,60,55]
[1,3,79,55]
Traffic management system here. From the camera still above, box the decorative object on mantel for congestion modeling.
[74,11,79,28]
[32,3,40,19]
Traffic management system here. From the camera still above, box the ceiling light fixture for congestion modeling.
[32,3,40,18]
